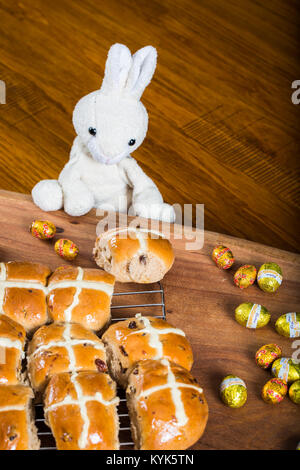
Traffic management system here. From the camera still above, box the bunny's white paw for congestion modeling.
[134,203,176,223]
[32,180,63,212]
[64,189,94,217]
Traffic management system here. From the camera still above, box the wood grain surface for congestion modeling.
[0,190,299,450]
[0,0,299,252]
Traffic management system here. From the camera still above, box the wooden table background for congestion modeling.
[1,190,299,450]
[0,0,299,252]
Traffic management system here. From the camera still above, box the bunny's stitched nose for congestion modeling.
[87,138,129,165]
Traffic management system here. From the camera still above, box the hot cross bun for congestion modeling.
[126,359,208,450]
[27,322,107,394]
[44,371,119,450]
[94,228,174,283]
[0,261,51,333]
[0,315,26,385]
[47,266,115,331]
[102,314,193,387]
[0,384,40,450]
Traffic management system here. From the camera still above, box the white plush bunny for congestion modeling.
[32,43,175,222]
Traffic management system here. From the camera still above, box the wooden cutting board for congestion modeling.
[0,189,299,450]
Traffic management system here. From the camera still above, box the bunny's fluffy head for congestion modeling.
[73,44,157,165]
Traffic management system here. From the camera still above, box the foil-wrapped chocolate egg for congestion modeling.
[30,220,56,240]
[255,344,282,370]
[289,380,300,405]
[54,239,79,260]
[233,264,257,289]
[212,245,234,270]
[271,358,300,384]
[235,302,271,329]
[220,375,247,408]
[275,313,300,338]
[262,378,287,404]
[257,262,282,293]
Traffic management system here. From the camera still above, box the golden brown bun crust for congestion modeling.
[94,230,175,283]
[127,360,208,450]
[44,371,119,450]
[102,316,193,386]
[0,384,35,450]
[28,322,107,393]
[0,315,26,385]
[1,261,51,332]
[47,266,115,331]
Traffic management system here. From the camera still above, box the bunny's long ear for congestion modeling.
[100,43,133,94]
[124,46,157,100]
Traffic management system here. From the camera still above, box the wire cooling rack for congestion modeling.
[37,281,166,450]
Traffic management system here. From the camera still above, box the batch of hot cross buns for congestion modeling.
[0,228,208,450]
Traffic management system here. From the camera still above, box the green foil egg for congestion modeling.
[275,313,300,338]
[220,375,247,408]
[289,380,300,405]
[271,358,300,384]
[257,262,282,293]
[235,302,271,329]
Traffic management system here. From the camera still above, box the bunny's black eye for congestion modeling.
[89,127,97,136]
[128,139,136,146]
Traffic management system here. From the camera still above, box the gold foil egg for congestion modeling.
[271,358,300,384]
[220,375,247,408]
[30,220,56,240]
[275,313,300,338]
[255,344,282,370]
[212,245,234,270]
[261,378,287,404]
[289,380,300,405]
[233,264,257,289]
[235,302,271,329]
[54,239,79,260]
[257,262,282,293]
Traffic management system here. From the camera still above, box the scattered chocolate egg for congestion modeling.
[255,344,282,370]
[289,380,300,405]
[54,238,79,260]
[275,313,300,338]
[235,302,271,329]
[257,262,282,293]
[220,375,247,408]
[271,358,300,384]
[261,378,287,404]
[30,220,56,240]
[212,245,234,269]
[233,264,257,289]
